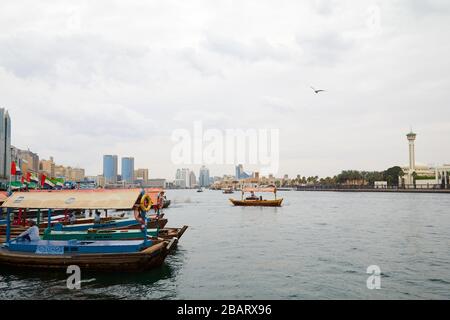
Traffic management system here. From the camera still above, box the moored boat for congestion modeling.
[0,189,183,271]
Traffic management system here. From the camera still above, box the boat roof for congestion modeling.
[242,187,277,193]
[1,189,143,210]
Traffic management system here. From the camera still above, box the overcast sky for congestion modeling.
[1,0,449,179]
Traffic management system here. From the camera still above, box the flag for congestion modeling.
[21,176,25,184]
[41,174,47,188]
[11,161,17,175]
[26,172,31,183]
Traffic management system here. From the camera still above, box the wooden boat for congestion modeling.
[0,189,183,271]
[222,188,234,194]
[0,239,176,272]
[229,186,283,207]
[229,198,283,207]
[43,225,188,241]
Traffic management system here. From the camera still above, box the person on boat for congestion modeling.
[69,211,77,225]
[246,191,259,200]
[16,220,40,242]
[94,210,101,224]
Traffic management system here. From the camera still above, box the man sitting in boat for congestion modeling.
[16,220,40,242]
[246,191,259,201]
[69,212,77,225]
[94,210,101,224]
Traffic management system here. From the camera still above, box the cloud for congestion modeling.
[202,34,292,63]
[296,32,354,66]
[0,34,151,85]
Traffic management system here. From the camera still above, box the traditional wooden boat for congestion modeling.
[229,198,283,207]
[222,188,234,194]
[229,186,283,207]
[0,189,182,271]
[0,239,176,272]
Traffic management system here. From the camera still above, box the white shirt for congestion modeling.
[18,225,40,241]
[94,214,101,223]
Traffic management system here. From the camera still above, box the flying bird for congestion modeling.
[311,86,325,94]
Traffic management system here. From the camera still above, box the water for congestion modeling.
[1,190,449,300]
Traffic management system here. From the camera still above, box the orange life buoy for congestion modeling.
[140,194,152,212]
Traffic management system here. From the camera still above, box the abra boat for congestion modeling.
[229,187,283,207]
[222,187,234,194]
[0,189,180,271]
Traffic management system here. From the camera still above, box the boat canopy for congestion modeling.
[1,189,144,210]
[242,187,277,193]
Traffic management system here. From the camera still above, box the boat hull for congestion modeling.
[229,198,283,207]
[0,240,175,272]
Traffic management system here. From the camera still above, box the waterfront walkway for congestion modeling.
[296,186,450,194]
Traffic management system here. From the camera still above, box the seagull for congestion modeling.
[311,86,325,94]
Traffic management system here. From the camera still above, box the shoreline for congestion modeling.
[296,188,450,194]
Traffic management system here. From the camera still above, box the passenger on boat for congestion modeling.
[69,212,77,225]
[16,220,40,242]
[94,210,101,224]
[246,191,259,201]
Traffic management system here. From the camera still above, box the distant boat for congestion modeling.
[197,188,204,193]
[163,199,171,208]
[229,186,283,207]
[229,198,283,207]
[222,188,234,194]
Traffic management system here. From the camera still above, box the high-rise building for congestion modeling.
[103,155,118,184]
[199,165,210,187]
[0,108,11,181]
[235,164,243,180]
[121,157,135,183]
[175,168,190,188]
[189,171,197,188]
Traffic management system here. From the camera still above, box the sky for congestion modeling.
[0,0,449,179]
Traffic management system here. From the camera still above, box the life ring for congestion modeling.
[134,206,145,225]
[140,194,153,212]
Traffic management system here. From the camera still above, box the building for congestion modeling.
[17,149,39,174]
[175,168,190,188]
[199,165,210,187]
[103,155,118,184]
[189,171,197,188]
[135,168,149,184]
[40,157,55,178]
[400,131,450,188]
[147,179,166,188]
[0,108,11,182]
[121,157,135,183]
